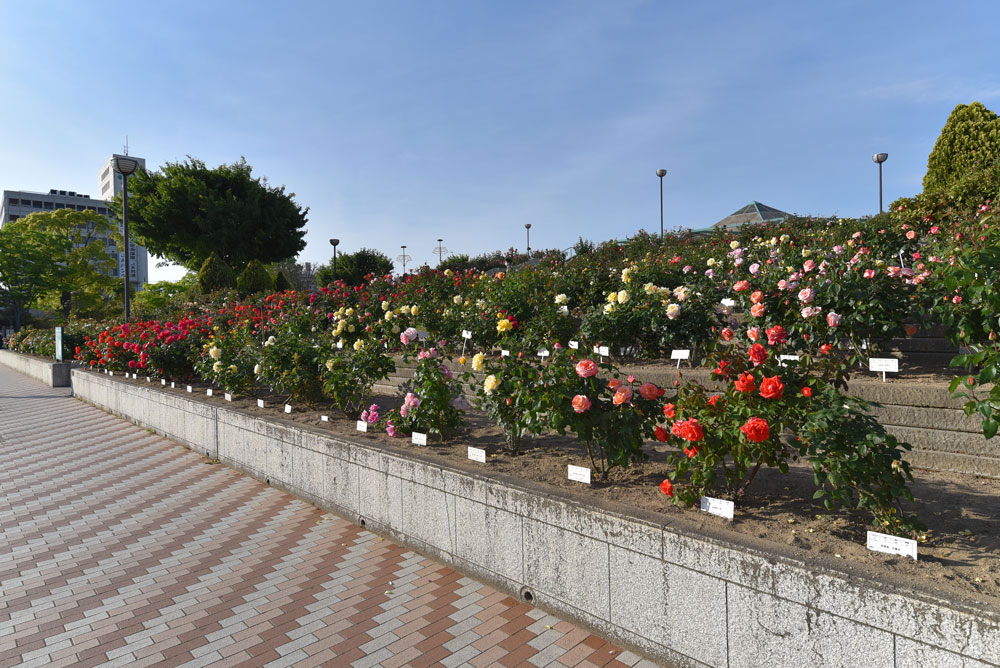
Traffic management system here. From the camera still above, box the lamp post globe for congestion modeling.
[656,168,667,237]
[111,155,141,323]
[872,153,888,213]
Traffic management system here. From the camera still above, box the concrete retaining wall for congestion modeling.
[70,368,1000,668]
[0,349,71,387]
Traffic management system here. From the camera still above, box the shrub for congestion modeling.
[237,259,274,296]
[197,253,237,294]
[319,339,395,419]
[273,270,292,292]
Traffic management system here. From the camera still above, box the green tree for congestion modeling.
[924,102,1000,193]
[197,252,237,294]
[118,157,308,271]
[273,270,292,292]
[131,274,198,320]
[0,221,71,329]
[5,209,121,323]
[237,259,274,296]
[315,248,393,287]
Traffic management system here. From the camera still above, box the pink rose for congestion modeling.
[826,312,841,328]
[747,326,760,342]
[766,325,787,345]
[803,260,815,272]
[798,287,815,304]
[733,280,750,292]
[612,386,633,405]
[572,395,592,413]
[906,230,917,240]
[863,268,876,279]
[608,378,623,391]
[750,303,765,318]
[575,359,599,378]
[638,382,661,400]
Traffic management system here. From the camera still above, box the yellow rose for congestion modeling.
[353,339,364,351]
[381,300,390,311]
[325,359,335,371]
[483,374,499,394]
[617,290,629,304]
[472,352,485,372]
[208,347,222,360]
[410,305,419,316]
[496,319,513,333]
[459,356,467,365]
[730,240,740,250]
[607,291,618,304]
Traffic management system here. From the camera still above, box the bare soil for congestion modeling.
[102,368,999,614]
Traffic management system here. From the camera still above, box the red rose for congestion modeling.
[766,325,787,346]
[684,445,699,458]
[819,343,833,355]
[659,479,674,497]
[671,418,705,442]
[801,386,813,398]
[608,378,623,391]
[663,403,676,419]
[708,395,724,410]
[654,426,669,442]
[748,343,768,367]
[740,417,770,442]
[734,372,755,393]
[759,376,784,400]
[721,327,734,341]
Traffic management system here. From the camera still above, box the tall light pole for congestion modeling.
[328,238,339,278]
[524,224,531,255]
[656,169,667,237]
[433,238,449,265]
[397,245,411,274]
[112,155,140,322]
[872,153,888,213]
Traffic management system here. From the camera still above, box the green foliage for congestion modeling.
[388,350,465,439]
[924,102,1000,193]
[0,217,73,329]
[194,326,258,395]
[120,156,308,271]
[464,352,549,454]
[131,274,199,321]
[273,270,292,292]
[437,254,471,272]
[197,252,237,294]
[256,313,324,404]
[319,341,395,419]
[316,248,394,287]
[237,259,274,296]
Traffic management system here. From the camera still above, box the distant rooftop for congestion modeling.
[711,201,790,229]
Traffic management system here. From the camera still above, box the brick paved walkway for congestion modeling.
[0,367,659,668]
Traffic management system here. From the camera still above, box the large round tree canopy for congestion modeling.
[924,102,1000,193]
[118,157,308,271]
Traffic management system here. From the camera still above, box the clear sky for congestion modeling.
[1,1,998,281]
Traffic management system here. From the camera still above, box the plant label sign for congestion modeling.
[54,326,63,361]
[467,447,487,463]
[599,346,610,357]
[867,530,917,560]
[336,341,343,349]
[671,349,691,369]
[501,350,510,357]
[700,496,735,520]
[224,393,232,402]
[567,465,591,484]
[537,348,550,358]
[355,420,368,432]
[161,379,166,385]
[869,357,899,382]
[146,376,151,383]
[462,330,472,339]
[593,345,600,354]
[284,404,292,414]
[186,385,193,393]
[108,371,113,376]
[411,432,428,446]
[568,340,579,349]
[257,399,265,408]
[206,389,213,397]
[133,373,138,379]
[779,354,800,367]
[320,415,329,422]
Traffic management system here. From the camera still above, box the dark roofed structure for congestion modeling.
[712,201,790,229]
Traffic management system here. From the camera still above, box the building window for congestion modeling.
[7,214,17,222]
[101,167,110,181]
[32,200,43,208]
[44,201,54,209]
[98,207,107,214]
[7,198,18,206]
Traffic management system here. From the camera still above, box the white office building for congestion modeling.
[0,155,150,286]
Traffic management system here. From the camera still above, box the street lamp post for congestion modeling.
[656,169,667,237]
[872,153,888,213]
[399,245,409,274]
[111,155,140,322]
[329,238,339,278]
[524,224,531,255]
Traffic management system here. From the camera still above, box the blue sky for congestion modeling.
[1,1,998,281]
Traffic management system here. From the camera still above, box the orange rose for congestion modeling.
[572,394,592,413]
[638,382,662,400]
[575,359,599,378]
[613,386,633,405]
[759,376,784,400]
[740,417,770,442]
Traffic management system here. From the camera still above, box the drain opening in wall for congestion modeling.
[357,516,367,528]
[519,587,535,603]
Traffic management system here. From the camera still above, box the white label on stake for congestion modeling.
[108,371,113,376]
[721,298,736,307]
[569,340,579,349]
[170,382,175,388]
[869,358,899,373]
[779,354,800,367]
[462,330,472,339]
[567,465,592,484]
[224,393,232,402]
[867,530,917,560]
[593,345,600,354]
[133,373,138,379]
[162,379,166,385]
[671,349,691,360]
[411,432,427,446]
[146,376,151,383]
[501,350,510,357]
[700,496,735,520]
[257,399,265,408]
[186,385,192,393]
[599,346,610,357]
[537,348,550,358]
[336,341,343,349]
[206,389,213,397]
[320,415,329,422]
[467,447,487,463]
[285,404,292,414]
[356,420,368,432]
